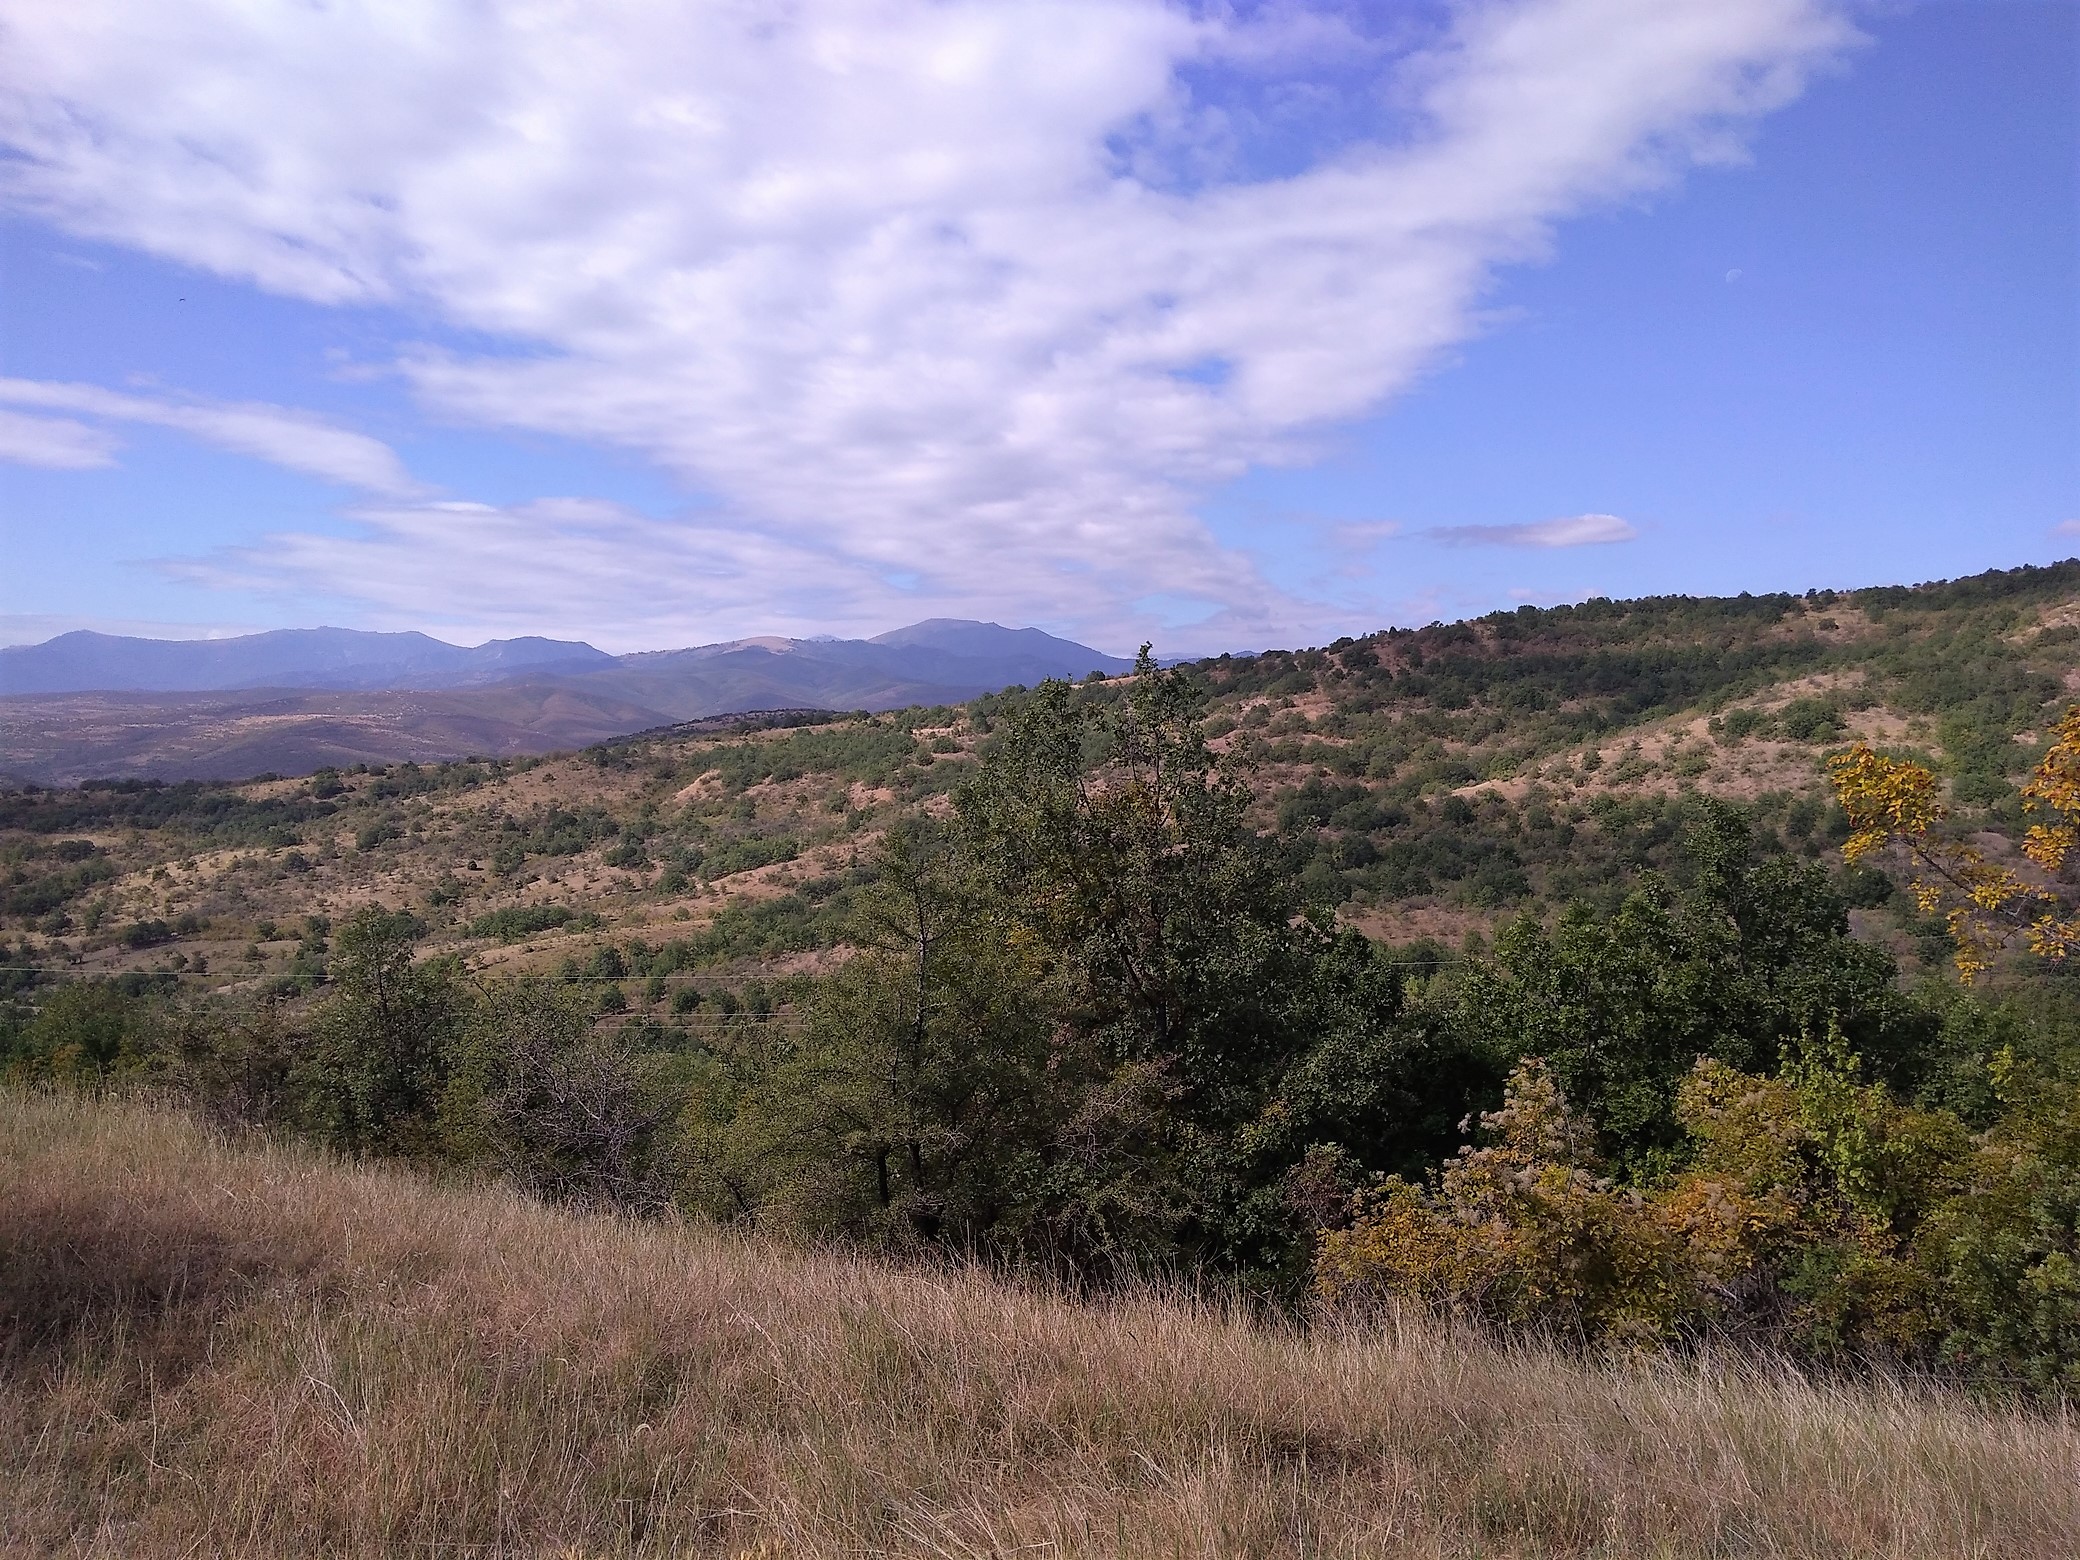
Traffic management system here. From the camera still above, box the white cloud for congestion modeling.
[2056,520,2080,538]
[0,0,1854,642]
[0,406,120,469]
[0,378,423,496]
[166,497,933,654]
[1426,512,1640,548]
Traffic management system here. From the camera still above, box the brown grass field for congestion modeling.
[4,1088,2076,1558]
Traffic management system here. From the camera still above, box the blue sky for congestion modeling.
[1,0,2072,655]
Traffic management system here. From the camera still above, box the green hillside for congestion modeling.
[8,560,2076,982]
[6,560,2080,1389]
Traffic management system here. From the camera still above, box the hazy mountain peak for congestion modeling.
[0,617,1133,776]
[0,626,613,695]
[868,617,1007,643]
[868,619,1129,668]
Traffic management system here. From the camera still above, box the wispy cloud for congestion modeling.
[0,406,120,470]
[0,0,1853,642]
[0,610,264,647]
[1330,521,1405,551]
[1425,512,1640,549]
[2056,520,2080,538]
[0,379,423,496]
[166,498,907,654]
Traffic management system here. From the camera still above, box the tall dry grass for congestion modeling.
[3,1087,2074,1558]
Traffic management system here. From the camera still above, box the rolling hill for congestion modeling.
[5,559,2075,985]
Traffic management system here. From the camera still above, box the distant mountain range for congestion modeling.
[0,620,1133,784]
[595,621,1133,722]
[0,627,617,694]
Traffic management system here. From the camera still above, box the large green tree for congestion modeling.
[1433,801,1929,1170]
[683,822,1074,1249]
[300,908,468,1156]
[683,655,1406,1275]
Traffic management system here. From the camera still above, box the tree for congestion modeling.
[300,907,467,1155]
[1829,707,2080,981]
[688,821,1071,1249]
[1431,800,1920,1169]
[952,650,1408,1275]
[445,980,681,1213]
[686,655,1411,1279]
[957,648,1315,1118]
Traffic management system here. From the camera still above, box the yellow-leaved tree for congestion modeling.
[1827,707,2080,981]
[1313,1042,1975,1359]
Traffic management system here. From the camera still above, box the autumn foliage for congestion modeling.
[1828,707,2080,980]
[1316,1038,2080,1389]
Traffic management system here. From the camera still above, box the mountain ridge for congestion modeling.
[0,627,619,695]
[0,619,1134,783]
[1,619,1128,697]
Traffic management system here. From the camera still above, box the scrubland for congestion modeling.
[12,560,2080,997]
[6,1087,2076,1559]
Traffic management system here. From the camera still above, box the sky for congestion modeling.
[0,0,2073,657]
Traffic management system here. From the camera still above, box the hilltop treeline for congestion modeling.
[12,650,2080,1394]
[1196,564,2079,932]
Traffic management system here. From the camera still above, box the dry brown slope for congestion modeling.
[0,683,678,785]
[6,1088,2077,1559]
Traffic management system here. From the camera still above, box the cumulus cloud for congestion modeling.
[0,378,423,496]
[0,0,1854,641]
[1426,512,1640,548]
[0,406,120,470]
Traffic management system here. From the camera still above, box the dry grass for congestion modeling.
[4,1090,2075,1558]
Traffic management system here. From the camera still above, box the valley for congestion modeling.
[0,618,1131,785]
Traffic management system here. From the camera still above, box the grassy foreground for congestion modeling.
[4,1090,2075,1559]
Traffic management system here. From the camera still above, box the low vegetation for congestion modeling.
[7,1088,2077,1558]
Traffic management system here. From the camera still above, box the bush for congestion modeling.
[4,981,149,1081]
[296,908,467,1157]
[442,982,681,1212]
[1317,1061,1695,1342]
[467,904,581,941]
[1777,697,1844,743]
[1318,1037,2080,1390]
[123,919,173,949]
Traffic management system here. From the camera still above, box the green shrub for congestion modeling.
[467,904,582,941]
